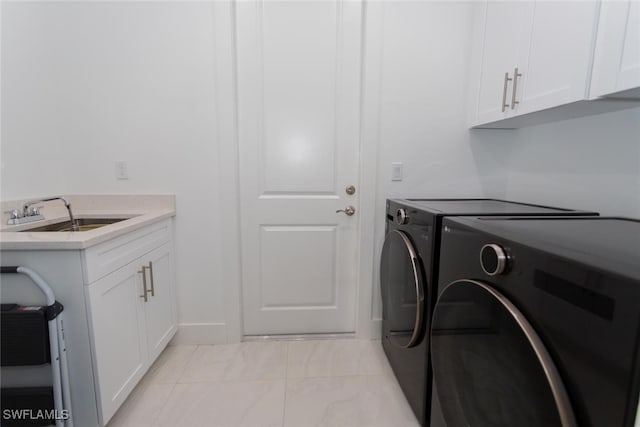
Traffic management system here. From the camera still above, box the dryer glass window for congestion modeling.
[430,280,576,427]
[380,230,425,348]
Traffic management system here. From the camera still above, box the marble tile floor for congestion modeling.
[106,339,420,427]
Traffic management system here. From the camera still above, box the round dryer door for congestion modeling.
[430,279,577,427]
[380,230,425,348]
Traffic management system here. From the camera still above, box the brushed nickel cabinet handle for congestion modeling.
[502,71,512,112]
[148,261,155,297]
[139,267,148,302]
[511,67,522,110]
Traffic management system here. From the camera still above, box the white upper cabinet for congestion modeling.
[472,1,599,127]
[590,0,640,98]
[475,2,534,124]
[470,0,640,128]
[517,1,598,114]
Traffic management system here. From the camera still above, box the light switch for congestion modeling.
[391,162,403,181]
[115,161,129,180]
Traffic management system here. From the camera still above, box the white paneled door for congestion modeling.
[236,0,362,335]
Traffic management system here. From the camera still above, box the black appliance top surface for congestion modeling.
[395,198,595,216]
[447,216,640,281]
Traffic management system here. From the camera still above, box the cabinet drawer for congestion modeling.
[82,219,172,284]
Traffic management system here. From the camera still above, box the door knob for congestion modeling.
[336,206,355,216]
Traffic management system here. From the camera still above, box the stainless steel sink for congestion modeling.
[20,218,129,232]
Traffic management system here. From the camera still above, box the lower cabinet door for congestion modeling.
[85,262,148,425]
[142,243,178,363]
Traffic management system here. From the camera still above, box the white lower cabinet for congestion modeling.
[86,262,148,424]
[84,219,177,425]
[141,243,176,363]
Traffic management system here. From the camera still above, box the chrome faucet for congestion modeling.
[22,196,79,231]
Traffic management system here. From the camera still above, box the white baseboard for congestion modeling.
[356,319,382,339]
[170,322,227,345]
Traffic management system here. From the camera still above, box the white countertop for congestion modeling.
[0,194,176,250]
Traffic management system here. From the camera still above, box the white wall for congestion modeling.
[367,1,512,320]
[1,2,228,342]
[2,1,639,340]
[365,1,640,321]
[497,108,640,217]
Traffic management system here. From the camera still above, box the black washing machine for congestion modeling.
[430,216,640,427]
[380,199,597,425]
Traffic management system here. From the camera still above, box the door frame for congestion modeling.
[214,0,383,342]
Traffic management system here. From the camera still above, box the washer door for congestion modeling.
[380,230,425,348]
[430,279,577,427]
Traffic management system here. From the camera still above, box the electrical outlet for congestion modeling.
[115,161,129,180]
[391,162,403,181]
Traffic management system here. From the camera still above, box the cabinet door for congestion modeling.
[591,0,640,98]
[85,263,147,425]
[142,243,177,363]
[474,1,534,125]
[615,1,640,94]
[516,1,599,114]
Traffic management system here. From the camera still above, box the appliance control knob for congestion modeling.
[395,208,409,225]
[480,244,508,276]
